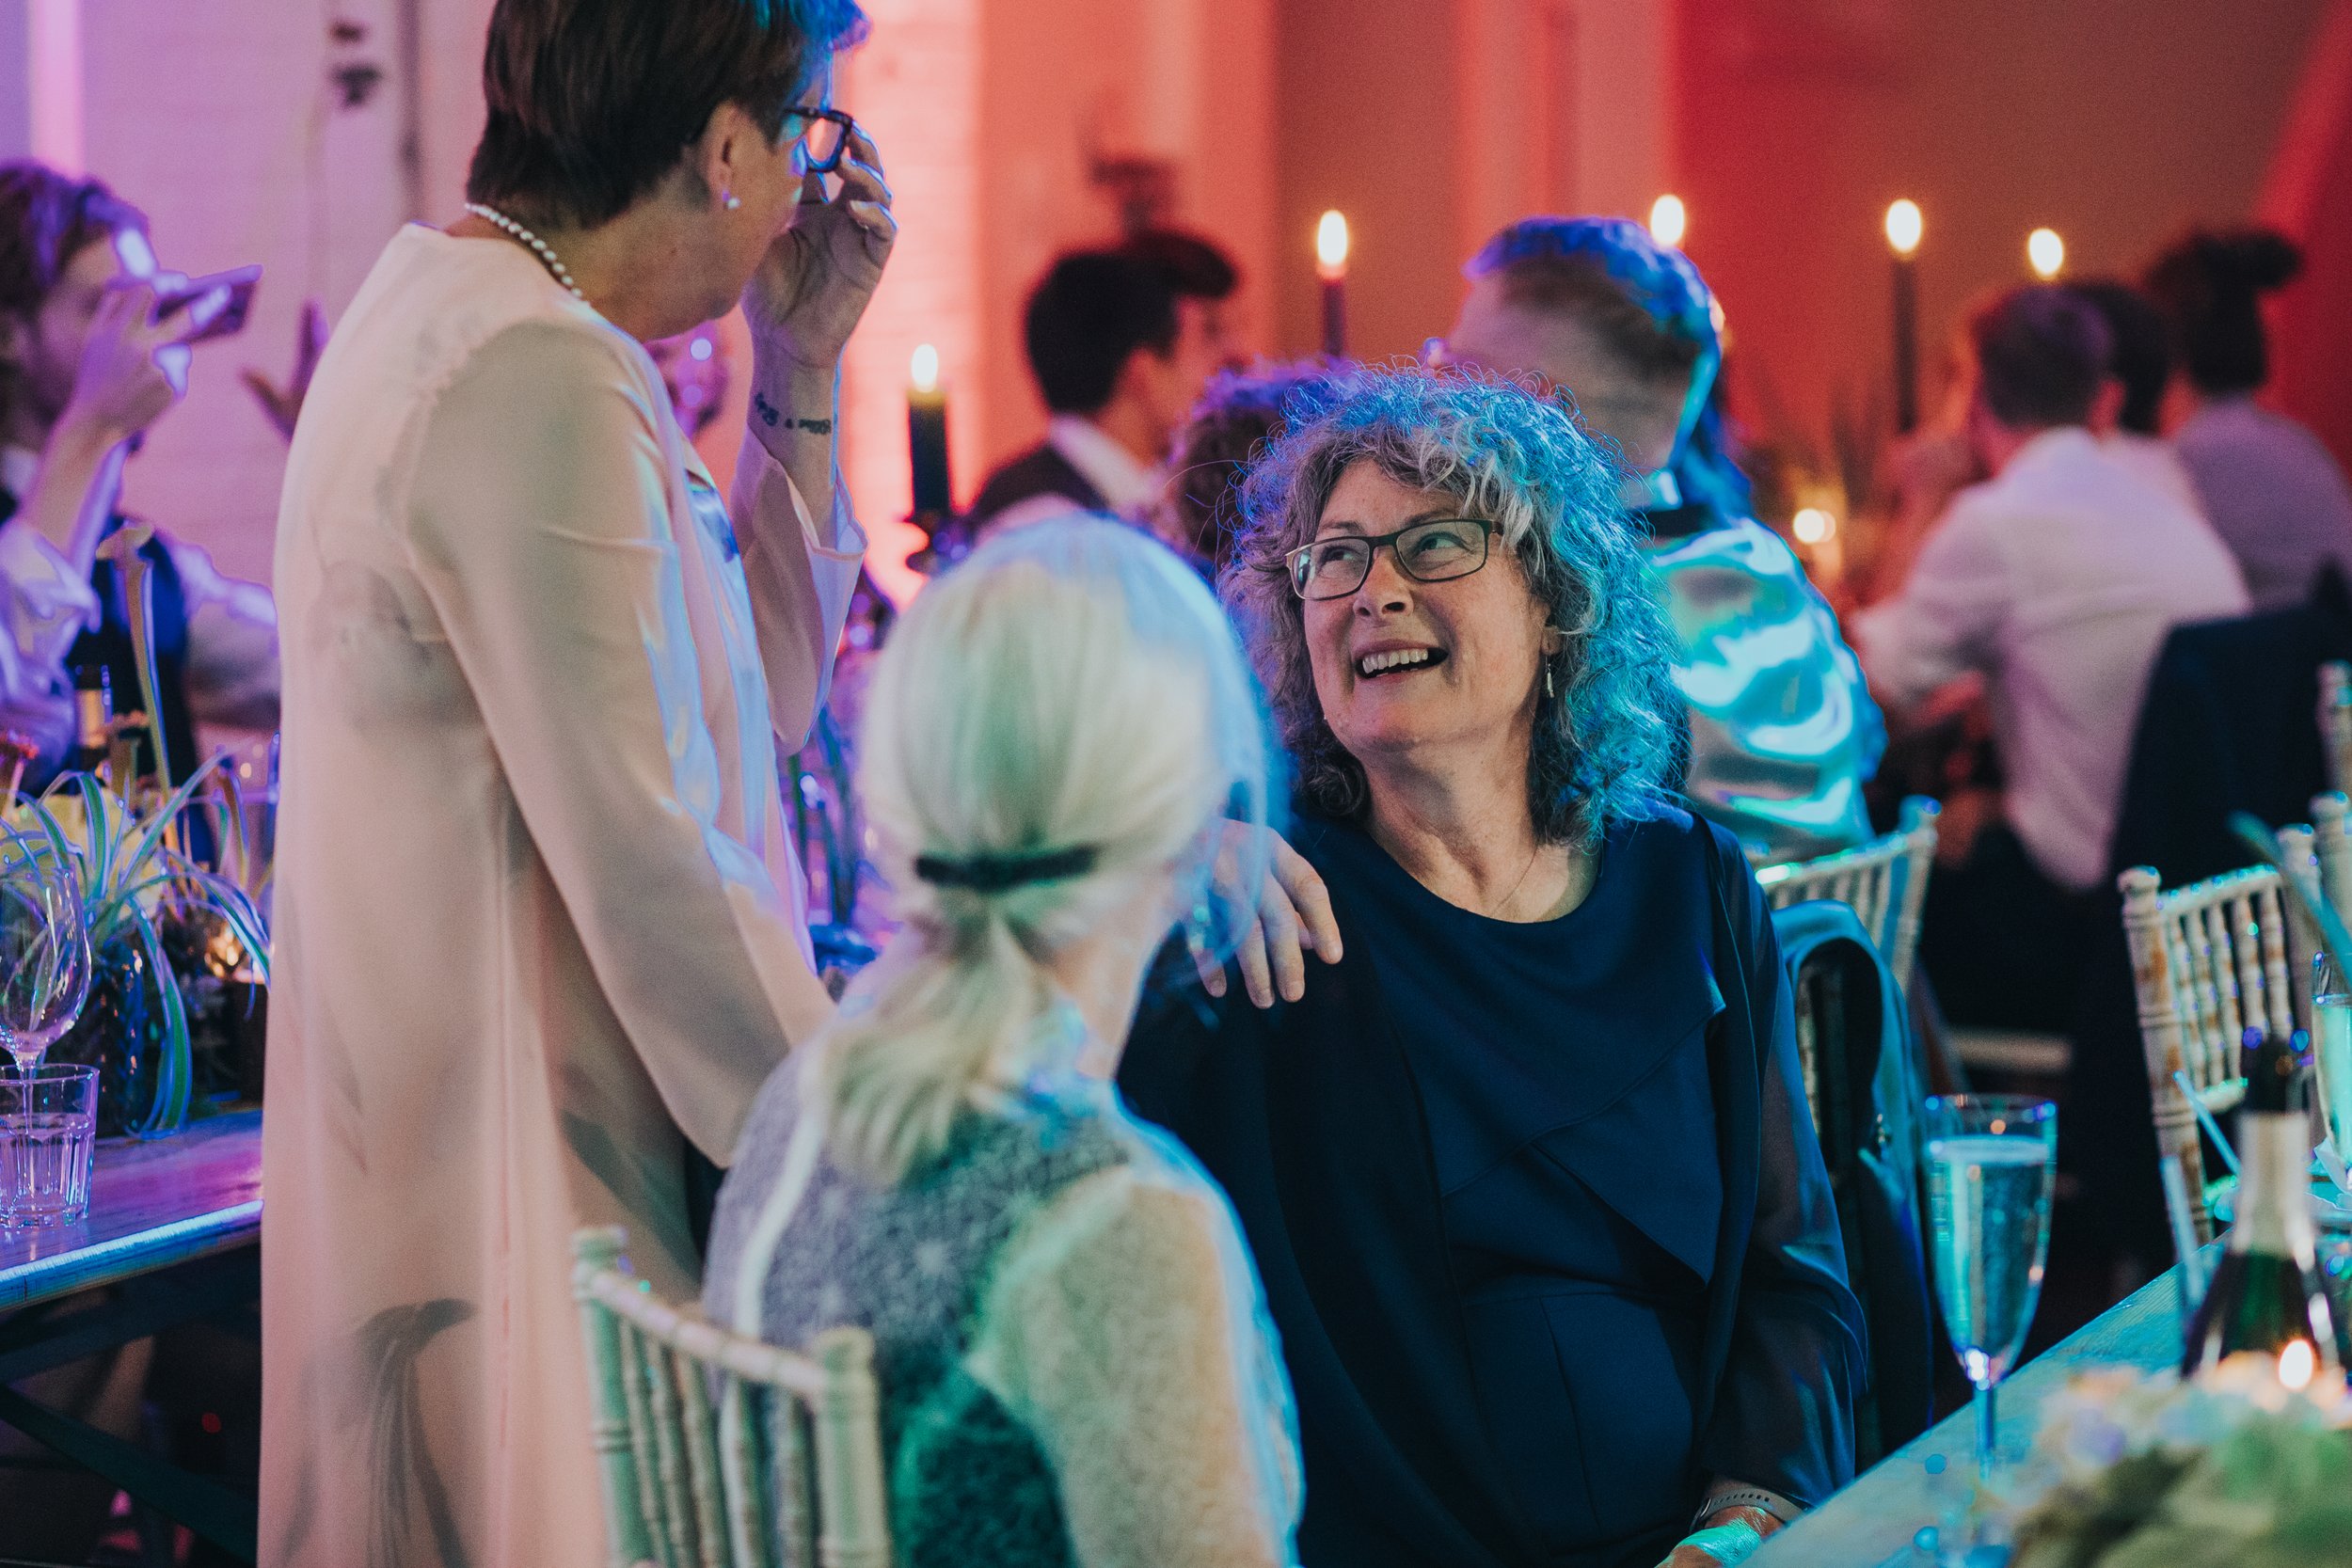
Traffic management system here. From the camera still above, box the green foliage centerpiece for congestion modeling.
[20,758,270,1136]
[2012,1360,2352,1567]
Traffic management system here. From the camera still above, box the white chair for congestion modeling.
[1756,797,1941,990]
[2321,661,2352,797]
[573,1227,894,1568]
[1758,799,1941,1119]
[2313,791,2352,915]
[2119,836,2319,1248]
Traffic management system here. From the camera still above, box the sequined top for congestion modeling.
[1644,506,1884,861]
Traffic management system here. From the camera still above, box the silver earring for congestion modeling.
[723,192,742,211]
[1545,663,1555,700]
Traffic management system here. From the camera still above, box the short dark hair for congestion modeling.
[1488,253,1704,385]
[467,0,868,231]
[1165,360,1336,566]
[0,163,147,426]
[1466,217,1713,388]
[1968,285,2112,430]
[2143,228,2301,397]
[1120,229,1239,303]
[2068,278,2172,436]
[1023,250,1178,415]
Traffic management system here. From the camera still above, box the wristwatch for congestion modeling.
[1692,1488,1795,1531]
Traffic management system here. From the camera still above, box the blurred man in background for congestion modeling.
[965,230,1236,538]
[1856,285,2248,1033]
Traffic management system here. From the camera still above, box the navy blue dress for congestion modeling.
[1120,807,1864,1568]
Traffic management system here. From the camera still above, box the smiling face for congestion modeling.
[1301,457,1558,785]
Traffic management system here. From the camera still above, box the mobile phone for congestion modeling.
[153,264,262,343]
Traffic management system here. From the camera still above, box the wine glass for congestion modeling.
[0,832,93,1073]
[1923,1095,2058,1483]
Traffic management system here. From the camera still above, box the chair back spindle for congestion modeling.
[2321,661,2352,797]
[2119,855,2315,1250]
[1756,797,1941,990]
[573,1227,895,1568]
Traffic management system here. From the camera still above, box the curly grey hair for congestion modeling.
[1222,364,1683,848]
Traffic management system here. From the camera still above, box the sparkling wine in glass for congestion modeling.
[1924,1095,2058,1482]
[0,834,93,1073]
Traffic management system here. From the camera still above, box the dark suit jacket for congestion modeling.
[1119,811,1863,1568]
[963,441,1105,531]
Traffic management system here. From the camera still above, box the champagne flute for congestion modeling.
[1923,1095,2058,1482]
[0,832,93,1073]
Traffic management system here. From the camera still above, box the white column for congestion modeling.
[0,0,85,169]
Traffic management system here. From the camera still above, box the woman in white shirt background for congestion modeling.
[0,164,278,780]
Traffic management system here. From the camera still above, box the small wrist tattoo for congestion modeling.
[752,392,832,435]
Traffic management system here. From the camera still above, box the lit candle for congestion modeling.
[1648,194,1687,249]
[2026,227,2065,280]
[1315,210,1349,358]
[1885,198,1923,434]
[907,343,950,518]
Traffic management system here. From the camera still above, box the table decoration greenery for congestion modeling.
[18,759,269,1136]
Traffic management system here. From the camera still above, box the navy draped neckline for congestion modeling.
[1294,815,1725,1285]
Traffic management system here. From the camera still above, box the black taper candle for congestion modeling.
[909,391,950,517]
[1320,277,1346,359]
[1893,253,1920,436]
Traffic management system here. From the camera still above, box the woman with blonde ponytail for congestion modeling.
[706,516,1302,1568]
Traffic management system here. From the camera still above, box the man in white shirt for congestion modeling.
[965,233,1235,539]
[1856,285,2249,1029]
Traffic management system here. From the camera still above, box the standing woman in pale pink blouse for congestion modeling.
[261,2,893,1564]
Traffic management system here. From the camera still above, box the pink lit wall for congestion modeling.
[10,0,2337,598]
[837,0,983,603]
[2263,0,2352,475]
[1672,0,2334,463]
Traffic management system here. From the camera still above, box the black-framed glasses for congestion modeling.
[1288,518,1496,600]
[785,106,859,175]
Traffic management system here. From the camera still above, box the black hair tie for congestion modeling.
[914,845,1099,893]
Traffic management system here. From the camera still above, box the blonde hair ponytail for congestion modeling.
[813,519,1272,1181]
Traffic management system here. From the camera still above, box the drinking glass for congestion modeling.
[2312,953,2352,1164]
[0,832,92,1072]
[0,1063,98,1225]
[1924,1095,2058,1481]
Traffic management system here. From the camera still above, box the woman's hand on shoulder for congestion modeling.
[741,125,896,374]
[1195,824,1344,1009]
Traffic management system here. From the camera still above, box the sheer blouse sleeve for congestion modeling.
[405,319,834,1163]
[964,1158,1303,1568]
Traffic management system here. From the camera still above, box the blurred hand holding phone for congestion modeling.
[151,264,262,344]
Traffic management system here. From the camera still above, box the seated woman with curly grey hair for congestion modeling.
[1120,366,1864,1568]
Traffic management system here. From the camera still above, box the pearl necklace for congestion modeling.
[463,202,585,300]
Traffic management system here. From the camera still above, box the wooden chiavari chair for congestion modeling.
[574,1227,894,1568]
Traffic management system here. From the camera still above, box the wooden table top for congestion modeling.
[0,1108,262,1311]
[1752,1265,2185,1567]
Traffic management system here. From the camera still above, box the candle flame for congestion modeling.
[2027,228,2065,279]
[1648,195,1687,249]
[910,343,940,394]
[2280,1338,2318,1391]
[1885,199,1923,258]
[1315,211,1349,279]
